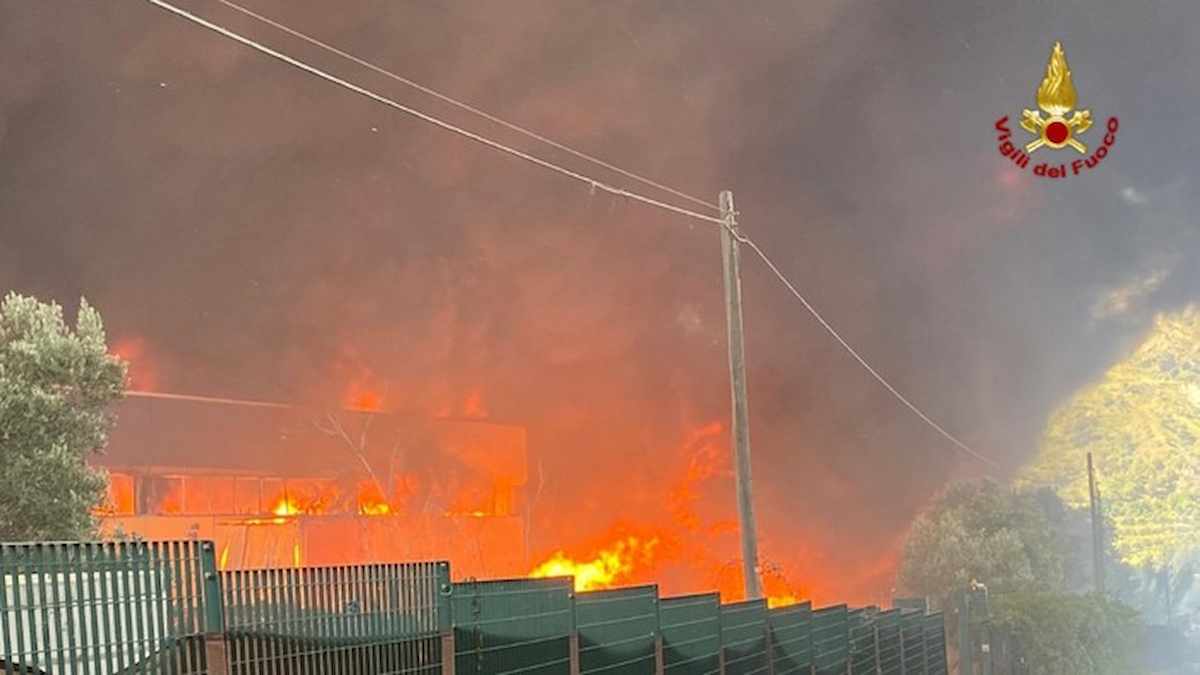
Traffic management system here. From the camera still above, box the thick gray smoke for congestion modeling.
[1,0,1198,597]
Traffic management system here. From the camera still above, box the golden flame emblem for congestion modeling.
[1020,42,1092,154]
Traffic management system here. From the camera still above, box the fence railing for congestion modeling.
[1,540,949,675]
[1,540,216,675]
[221,561,448,675]
[660,593,721,675]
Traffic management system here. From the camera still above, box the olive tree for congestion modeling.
[0,292,126,540]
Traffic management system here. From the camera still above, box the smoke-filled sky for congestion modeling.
[2,0,1199,598]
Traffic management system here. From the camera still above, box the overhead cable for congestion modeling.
[215,0,720,213]
[143,0,996,468]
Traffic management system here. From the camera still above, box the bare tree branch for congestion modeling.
[313,411,386,509]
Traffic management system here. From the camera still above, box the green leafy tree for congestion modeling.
[899,481,1149,674]
[990,591,1141,675]
[0,292,126,540]
[897,480,1065,604]
[1021,307,1200,569]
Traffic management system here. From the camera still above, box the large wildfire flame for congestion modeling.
[525,422,808,607]
[100,383,883,604]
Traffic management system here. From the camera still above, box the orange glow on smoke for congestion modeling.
[530,536,661,592]
[463,389,488,418]
[111,336,159,391]
[668,422,727,531]
[345,386,384,412]
[715,562,806,608]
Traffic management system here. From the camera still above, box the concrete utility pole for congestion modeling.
[719,190,762,600]
[1087,452,1106,594]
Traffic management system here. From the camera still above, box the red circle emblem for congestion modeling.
[1045,121,1070,144]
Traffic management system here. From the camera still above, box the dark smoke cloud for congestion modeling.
[2,0,1199,598]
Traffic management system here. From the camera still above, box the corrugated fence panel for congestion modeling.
[720,599,767,675]
[575,585,658,675]
[222,560,447,674]
[453,577,573,675]
[900,609,927,674]
[874,609,902,675]
[767,601,811,675]
[849,608,878,674]
[0,540,213,675]
[924,612,948,675]
[811,604,849,675]
[660,593,720,675]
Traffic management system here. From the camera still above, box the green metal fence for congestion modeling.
[574,585,658,675]
[0,540,217,675]
[874,609,902,675]
[451,577,573,675]
[221,561,448,674]
[659,593,721,675]
[811,604,849,675]
[900,609,927,674]
[849,607,879,673]
[719,599,767,675]
[766,601,811,675]
[1,539,952,674]
[923,612,947,675]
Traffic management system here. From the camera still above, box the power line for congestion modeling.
[730,226,998,468]
[214,0,720,213]
[142,0,996,468]
[126,389,291,409]
[143,0,724,228]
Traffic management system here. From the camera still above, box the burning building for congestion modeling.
[93,395,529,578]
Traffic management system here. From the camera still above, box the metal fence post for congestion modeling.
[922,617,929,675]
[568,589,581,675]
[765,617,775,675]
[654,592,665,675]
[956,592,971,675]
[875,625,882,675]
[437,562,456,675]
[199,541,228,675]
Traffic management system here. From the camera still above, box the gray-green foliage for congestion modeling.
[899,481,1148,674]
[0,292,126,540]
[897,480,1065,603]
[990,592,1141,675]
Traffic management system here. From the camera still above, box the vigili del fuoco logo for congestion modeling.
[995,41,1119,179]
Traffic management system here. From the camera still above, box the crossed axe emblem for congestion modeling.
[1020,108,1092,154]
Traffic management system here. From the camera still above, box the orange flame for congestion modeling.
[272,496,304,517]
[715,561,807,608]
[530,536,660,592]
[357,482,391,516]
